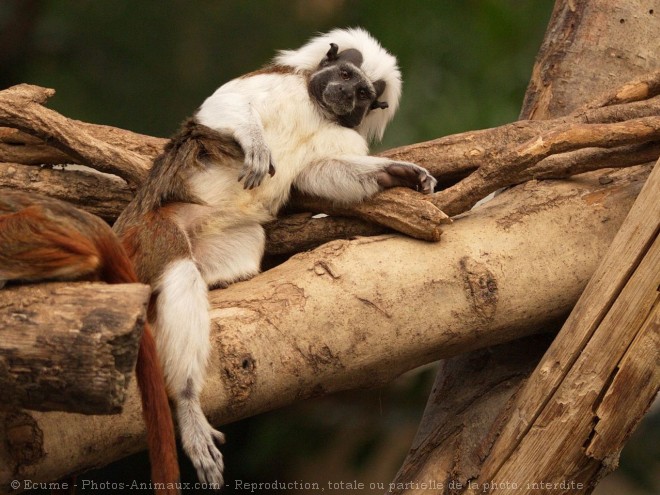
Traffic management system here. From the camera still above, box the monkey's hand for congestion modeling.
[378,162,437,194]
[237,134,276,190]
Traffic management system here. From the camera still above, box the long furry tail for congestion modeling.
[75,209,181,495]
[136,323,180,493]
[0,191,180,494]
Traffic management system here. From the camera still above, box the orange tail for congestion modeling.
[0,192,179,494]
[137,324,180,494]
[95,226,181,494]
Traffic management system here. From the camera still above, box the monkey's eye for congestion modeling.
[358,88,370,100]
[340,69,351,80]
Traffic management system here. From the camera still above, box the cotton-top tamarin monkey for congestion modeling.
[0,191,179,495]
[1,28,437,488]
[113,27,436,486]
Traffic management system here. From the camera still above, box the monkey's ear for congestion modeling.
[371,80,388,110]
[320,43,340,66]
[373,79,387,98]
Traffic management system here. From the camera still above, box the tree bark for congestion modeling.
[0,282,149,415]
[521,1,660,120]
[469,160,660,494]
[0,161,649,489]
[391,1,660,493]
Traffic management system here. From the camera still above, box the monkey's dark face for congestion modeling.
[308,45,387,129]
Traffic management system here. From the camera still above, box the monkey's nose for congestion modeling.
[339,85,353,101]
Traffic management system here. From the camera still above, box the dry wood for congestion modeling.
[1,74,659,245]
[291,188,451,242]
[0,163,648,489]
[381,93,660,188]
[519,140,660,182]
[431,116,660,216]
[0,282,150,415]
[390,1,660,493]
[469,160,660,493]
[0,162,133,223]
[388,334,554,495]
[520,2,660,120]
[0,127,74,165]
[0,85,159,185]
[579,69,660,110]
[264,213,389,256]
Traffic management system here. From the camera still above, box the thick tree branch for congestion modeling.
[290,188,451,242]
[0,128,74,165]
[264,213,389,257]
[391,1,660,493]
[0,162,132,223]
[0,163,649,488]
[0,84,159,185]
[0,282,150,415]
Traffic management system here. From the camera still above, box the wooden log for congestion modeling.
[0,128,74,165]
[0,161,648,489]
[0,162,132,223]
[264,212,389,256]
[291,188,451,242]
[469,159,660,492]
[0,86,156,185]
[390,1,660,492]
[0,282,150,415]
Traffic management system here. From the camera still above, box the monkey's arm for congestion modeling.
[196,92,274,189]
[294,156,437,204]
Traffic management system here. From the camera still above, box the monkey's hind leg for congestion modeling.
[155,258,225,486]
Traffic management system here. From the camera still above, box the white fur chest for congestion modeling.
[196,72,369,215]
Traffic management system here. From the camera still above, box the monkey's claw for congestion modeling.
[179,404,226,489]
[416,168,437,194]
[384,162,437,194]
[238,139,275,190]
[184,424,225,488]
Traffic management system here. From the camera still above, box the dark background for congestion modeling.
[2,1,657,493]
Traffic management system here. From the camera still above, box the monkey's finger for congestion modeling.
[212,429,226,446]
[239,168,256,188]
[418,171,437,194]
[385,163,418,178]
[246,172,258,189]
[244,172,262,190]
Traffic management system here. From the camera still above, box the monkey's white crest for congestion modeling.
[275,27,402,143]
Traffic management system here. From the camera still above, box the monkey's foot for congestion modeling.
[238,138,275,189]
[380,162,438,194]
[178,401,226,488]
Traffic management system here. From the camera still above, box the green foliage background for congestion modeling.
[1,0,552,148]
[3,1,656,494]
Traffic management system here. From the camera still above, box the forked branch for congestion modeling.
[0,71,659,245]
